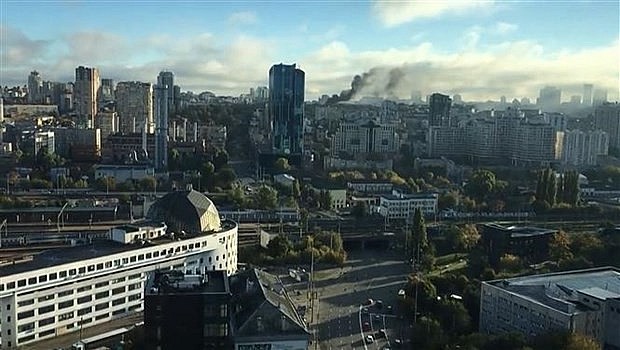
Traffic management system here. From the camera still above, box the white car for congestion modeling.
[398,289,406,297]
[365,335,375,344]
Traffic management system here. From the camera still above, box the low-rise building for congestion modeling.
[378,192,438,220]
[480,267,620,349]
[93,164,155,183]
[347,180,393,194]
[481,223,556,267]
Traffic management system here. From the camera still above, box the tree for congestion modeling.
[215,167,237,189]
[549,231,573,262]
[230,186,246,208]
[447,224,480,252]
[465,169,497,201]
[412,208,429,264]
[267,234,292,259]
[274,157,291,172]
[411,316,444,350]
[253,185,278,210]
[139,176,157,192]
[292,180,301,199]
[438,191,459,210]
[213,149,229,170]
[319,190,332,210]
[569,233,604,263]
[499,254,523,272]
[351,201,369,218]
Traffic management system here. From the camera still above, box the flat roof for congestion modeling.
[486,267,620,313]
[381,193,438,200]
[483,223,556,237]
[0,220,236,278]
[146,270,229,294]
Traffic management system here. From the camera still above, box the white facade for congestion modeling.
[562,129,609,166]
[236,339,308,350]
[378,193,438,220]
[93,164,155,183]
[34,131,54,155]
[0,222,238,349]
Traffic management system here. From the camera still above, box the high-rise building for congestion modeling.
[452,94,462,104]
[74,66,101,126]
[537,86,561,111]
[27,71,42,104]
[115,81,153,134]
[154,84,169,171]
[428,93,452,127]
[157,71,176,115]
[593,89,608,107]
[268,63,305,156]
[95,111,119,139]
[583,84,594,106]
[99,78,115,103]
[594,103,620,152]
[331,119,400,156]
[562,129,609,166]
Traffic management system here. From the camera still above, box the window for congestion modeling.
[146,253,152,259]
[58,290,73,297]
[153,251,159,258]
[112,287,125,295]
[18,299,34,307]
[128,294,141,302]
[138,254,144,261]
[112,298,125,306]
[8,282,15,289]
[18,322,35,333]
[59,271,67,278]
[122,257,129,264]
[18,310,35,320]
[95,281,108,288]
[96,263,103,270]
[95,302,109,311]
[128,283,141,291]
[77,307,91,316]
[112,309,125,316]
[28,277,37,285]
[38,305,55,314]
[18,279,26,287]
[68,269,76,276]
[129,273,141,280]
[58,300,74,309]
[77,285,92,292]
[112,277,125,284]
[49,273,57,280]
[39,317,55,327]
[95,313,108,321]
[78,296,92,304]
[78,267,86,274]
[39,329,55,337]
[18,335,35,343]
[130,256,136,263]
[38,275,47,283]
[38,295,54,302]
[105,261,112,268]
[95,291,110,299]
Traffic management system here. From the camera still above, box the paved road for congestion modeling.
[285,248,411,350]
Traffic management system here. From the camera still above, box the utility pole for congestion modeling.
[0,219,7,249]
[57,202,69,234]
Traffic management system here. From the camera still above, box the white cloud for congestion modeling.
[227,11,258,25]
[373,0,495,27]
[494,21,518,35]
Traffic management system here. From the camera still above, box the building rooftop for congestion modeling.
[0,219,236,278]
[381,193,438,200]
[483,223,556,237]
[146,270,229,295]
[486,267,620,314]
[147,189,221,233]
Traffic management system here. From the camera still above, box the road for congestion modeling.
[285,248,411,350]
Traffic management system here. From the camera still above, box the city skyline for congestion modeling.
[0,1,619,101]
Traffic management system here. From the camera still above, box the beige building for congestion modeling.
[74,66,100,126]
[95,111,119,140]
[116,81,153,134]
[331,119,400,158]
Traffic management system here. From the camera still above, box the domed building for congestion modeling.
[147,189,222,234]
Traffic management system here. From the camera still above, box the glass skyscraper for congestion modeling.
[268,63,305,156]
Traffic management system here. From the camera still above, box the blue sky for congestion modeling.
[1,0,619,101]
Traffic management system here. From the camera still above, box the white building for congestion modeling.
[0,190,238,349]
[378,192,438,220]
[331,119,400,157]
[93,164,155,183]
[480,267,620,349]
[34,130,54,155]
[562,129,609,166]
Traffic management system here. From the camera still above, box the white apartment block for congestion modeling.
[0,216,237,348]
[34,130,54,156]
[480,267,620,350]
[332,119,400,157]
[378,192,438,220]
[562,130,609,166]
[116,81,154,134]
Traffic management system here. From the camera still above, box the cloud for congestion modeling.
[373,0,495,27]
[227,11,258,25]
[494,21,518,35]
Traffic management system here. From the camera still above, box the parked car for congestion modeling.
[362,321,371,331]
[365,335,375,344]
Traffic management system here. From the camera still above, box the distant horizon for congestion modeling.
[1,1,618,101]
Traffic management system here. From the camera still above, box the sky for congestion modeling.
[1,0,619,102]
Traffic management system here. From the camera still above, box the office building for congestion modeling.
[583,84,594,106]
[594,103,620,151]
[480,223,556,267]
[0,189,238,349]
[593,89,608,107]
[115,81,153,134]
[378,192,438,220]
[144,270,232,350]
[331,119,400,157]
[54,127,101,162]
[99,78,115,104]
[428,93,452,127]
[95,111,119,140]
[153,84,168,171]
[537,86,562,112]
[101,132,155,164]
[157,71,176,115]
[34,130,54,155]
[562,129,609,166]
[480,267,620,349]
[268,63,305,156]
[27,71,43,104]
[74,66,101,126]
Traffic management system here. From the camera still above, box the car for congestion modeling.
[376,299,383,308]
[365,335,375,344]
[373,314,382,321]
[393,339,402,347]
[364,298,374,306]
[361,307,369,314]
[376,329,386,338]
[398,289,406,297]
[362,321,371,331]
[386,305,393,313]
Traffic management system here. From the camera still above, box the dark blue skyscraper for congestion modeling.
[269,63,305,156]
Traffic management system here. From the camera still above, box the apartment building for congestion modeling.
[378,192,438,220]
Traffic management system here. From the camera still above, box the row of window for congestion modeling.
[0,235,221,292]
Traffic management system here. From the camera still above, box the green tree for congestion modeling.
[412,208,429,264]
[267,234,292,259]
[213,149,229,171]
[292,180,301,199]
[319,190,332,210]
[438,191,459,210]
[351,201,369,218]
[230,186,246,208]
[215,167,237,189]
[446,224,480,252]
[412,316,444,350]
[465,169,497,201]
[274,157,291,172]
[253,185,278,210]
